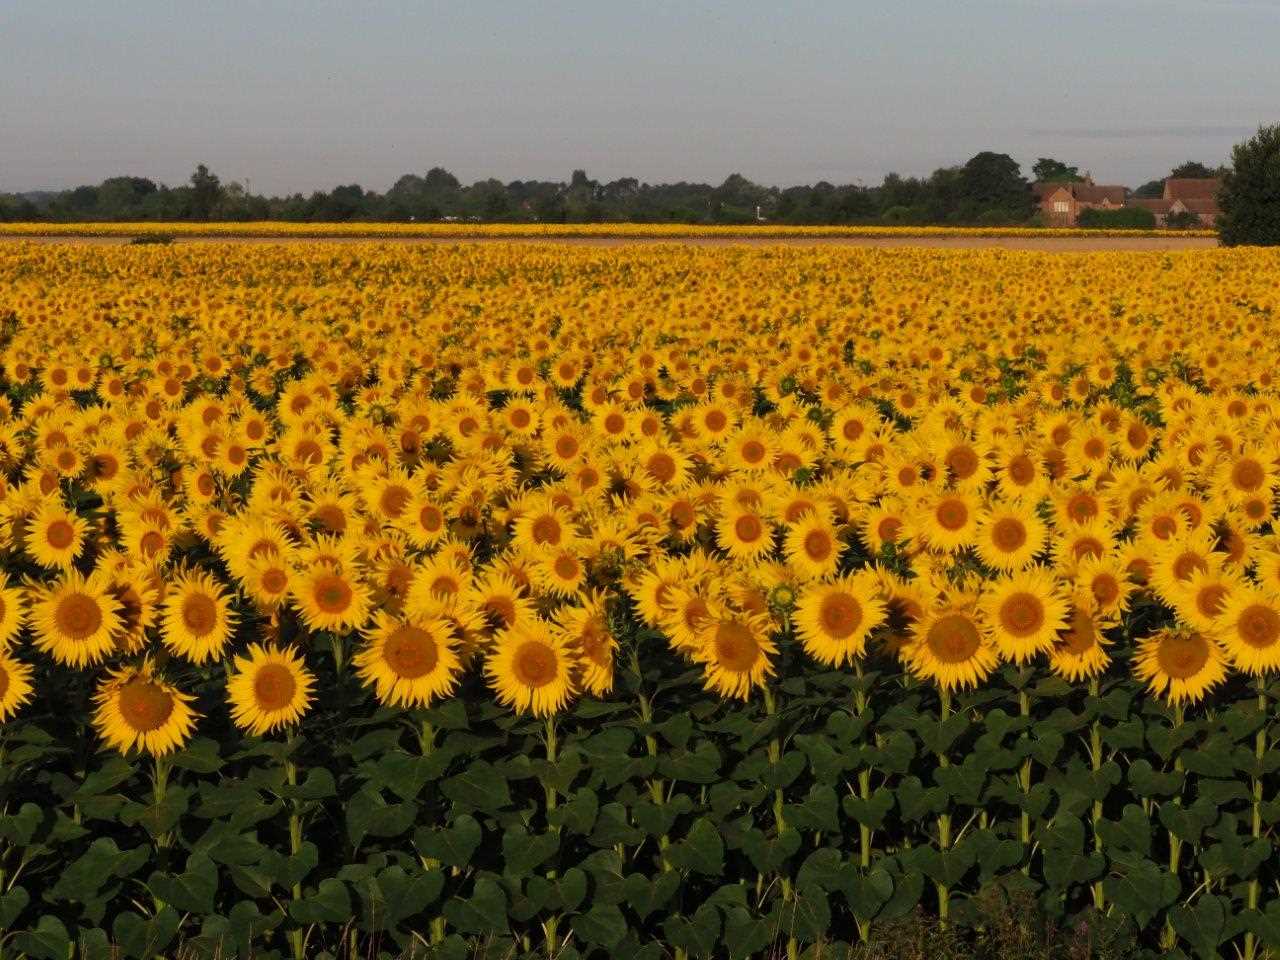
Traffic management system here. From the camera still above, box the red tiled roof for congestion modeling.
[1072,184,1127,204]
[1182,198,1220,215]
[1164,178,1220,201]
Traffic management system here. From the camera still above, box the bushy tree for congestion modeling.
[1078,206,1156,229]
[1031,158,1083,183]
[1219,125,1280,246]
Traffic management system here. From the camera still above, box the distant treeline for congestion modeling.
[0,155,1223,226]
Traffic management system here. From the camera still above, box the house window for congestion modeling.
[1053,201,1069,213]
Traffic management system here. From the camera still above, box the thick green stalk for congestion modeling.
[764,685,798,960]
[1244,679,1267,960]
[543,717,560,960]
[1160,704,1185,952]
[1089,677,1105,912]
[1018,677,1032,873]
[285,740,304,960]
[854,661,874,944]
[937,688,952,925]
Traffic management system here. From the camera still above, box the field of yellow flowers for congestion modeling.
[0,239,1278,959]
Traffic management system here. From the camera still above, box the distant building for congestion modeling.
[1128,178,1222,227]
[1033,177,1128,226]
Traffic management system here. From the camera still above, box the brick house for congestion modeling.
[1128,178,1221,227]
[1033,178,1128,226]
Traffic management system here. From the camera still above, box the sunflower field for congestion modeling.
[0,240,1279,960]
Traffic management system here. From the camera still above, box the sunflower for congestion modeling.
[694,607,776,700]
[227,644,315,735]
[24,499,89,570]
[30,570,123,668]
[356,612,462,707]
[294,563,372,633]
[1048,599,1112,682]
[920,491,980,553]
[783,513,843,581]
[1217,587,1280,675]
[161,570,237,664]
[0,578,27,648]
[536,547,587,598]
[1133,627,1228,706]
[793,572,886,666]
[105,569,160,655]
[487,620,577,716]
[0,651,34,721]
[981,568,1070,664]
[554,593,617,696]
[1073,554,1135,619]
[92,660,199,756]
[906,602,998,690]
[974,503,1046,572]
[716,508,775,562]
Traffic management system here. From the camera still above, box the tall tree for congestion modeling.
[189,164,224,220]
[1031,158,1083,183]
[957,152,1032,220]
[1218,125,1280,246]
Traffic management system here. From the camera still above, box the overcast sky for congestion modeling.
[2,0,1276,194]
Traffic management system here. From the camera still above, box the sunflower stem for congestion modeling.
[936,687,952,926]
[1018,672,1033,874]
[1089,677,1105,912]
[763,684,798,959]
[543,715,560,960]
[284,737,304,960]
[1244,678,1267,960]
[1161,703,1185,952]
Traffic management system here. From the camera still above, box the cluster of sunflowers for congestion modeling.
[0,241,1276,760]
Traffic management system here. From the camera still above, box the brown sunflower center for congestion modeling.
[647,452,677,484]
[734,514,764,543]
[553,554,579,581]
[261,567,289,595]
[991,518,1027,553]
[1233,458,1265,492]
[1238,604,1280,650]
[819,592,862,639]
[313,574,353,613]
[56,592,103,641]
[182,593,218,636]
[1000,593,1045,637]
[531,515,561,545]
[555,435,579,460]
[253,663,297,711]
[741,440,767,465]
[804,529,834,561]
[1067,494,1098,523]
[513,640,558,688]
[926,613,981,664]
[1007,455,1035,485]
[1196,584,1228,619]
[117,679,175,732]
[946,446,979,480]
[935,498,969,532]
[46,519,76,550]
[714,620,760,672]
[1091,574,1120,606]
[384,624,439,678]
[380,485,411,518]
[1156,632,1211,680]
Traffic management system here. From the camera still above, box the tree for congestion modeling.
[1169,161,1219,179]
[956,152,1032,222]
[1032,158,1083,183]
[1218,124,1280,246]
[189,164,224,220]
[1133,180,1165,199]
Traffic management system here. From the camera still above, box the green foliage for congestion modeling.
[1077,207,1157,230]
[1219,124,1280,247]
[3,645,1280,958]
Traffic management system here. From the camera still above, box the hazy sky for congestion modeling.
[2,0,1276,194]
